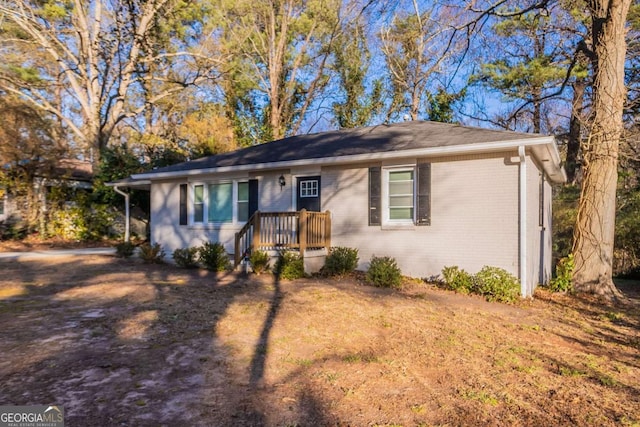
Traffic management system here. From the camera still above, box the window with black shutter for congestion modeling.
[248,179,259,219]
[416,163,431,226]
[369,163,431,226]
[369,167,381,226]
[179,184,187,225]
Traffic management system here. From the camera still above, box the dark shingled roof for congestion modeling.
[141,120,545,176]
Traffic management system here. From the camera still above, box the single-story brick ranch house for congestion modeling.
[113,121,566,297]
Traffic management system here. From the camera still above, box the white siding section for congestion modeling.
[526,156,541,295]
[323,153,520,279]
[252,171,293,212]
[525,155,553,294]
[150,171,296,254]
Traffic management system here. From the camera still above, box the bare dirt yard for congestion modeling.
[0,255,638,426]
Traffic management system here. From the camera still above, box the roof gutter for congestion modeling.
[132,136,562,181]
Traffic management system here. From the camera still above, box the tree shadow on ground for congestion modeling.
[534,285,640,362]
[0,256,333,425]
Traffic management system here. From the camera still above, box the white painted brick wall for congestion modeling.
[149,151,553,283]
[323,153,520,279]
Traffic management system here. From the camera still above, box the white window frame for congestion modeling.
[190,180,249,225]
[299,179,319,198]
[382,166,416,225]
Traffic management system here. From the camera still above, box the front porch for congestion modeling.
[234,209,331,268]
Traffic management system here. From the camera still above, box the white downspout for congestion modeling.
[518,146,528,297]
[113,185,130,242]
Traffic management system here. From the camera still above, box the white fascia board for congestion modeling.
[132,136,557,181]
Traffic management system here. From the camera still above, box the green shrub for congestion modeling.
[473,266,520,303]
[441,266,474,294]
[47,207,94,240]
[172,247,199,268]
[323,246,359,276]
[275,251,305,280]
[115,241,136,258]
[139,243,165,264]
[0,220,27,240]
[198,241,231,272]
[366,256,402,289]
[249,250,270,274]
[548,254,574,292]
[46,192,115,241]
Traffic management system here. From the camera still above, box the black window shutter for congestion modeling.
[416,163,431,226]
[179,184,188,225]
[248,179,259,217]
[369,167,381,226]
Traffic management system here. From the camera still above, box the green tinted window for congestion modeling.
[194,185,204,222]
[388,170,414,221]
[237,182,249,222]
[208,183,233,222]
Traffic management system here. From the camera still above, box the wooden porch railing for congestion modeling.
[234,209,331,267]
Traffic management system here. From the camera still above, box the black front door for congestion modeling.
[296,176,321,212]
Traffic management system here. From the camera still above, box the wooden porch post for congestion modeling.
[324,210,331,249]
[234,232,241,267]
[252,211,261,252]
[299,208,307,254]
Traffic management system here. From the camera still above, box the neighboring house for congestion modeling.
[0,159,93,227]
[0,189,18,225]
[115,121,566,296]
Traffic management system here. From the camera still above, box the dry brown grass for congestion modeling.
[0,256,638,426]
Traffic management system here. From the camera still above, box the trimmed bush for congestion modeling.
[275,251,305,280]
[548,254,574,292]
[249,250,270,274]
[172,247,199,268]
[473,266,520,303]
[115,241,136,258]
[198,241,231,272]
[441,266,474,294]
[323,246,359,276]
[440,265,521,303]
[139,243,165,263]
[366,256,402,289]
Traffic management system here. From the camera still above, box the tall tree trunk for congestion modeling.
[567,76,586,184]
[532,87,541,134]
[270,99,284,140]
[572,0,631,298]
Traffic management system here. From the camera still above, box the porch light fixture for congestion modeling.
[278,175,286,188]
